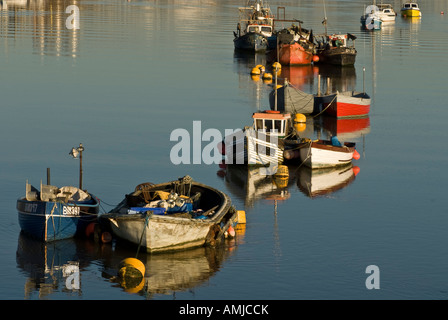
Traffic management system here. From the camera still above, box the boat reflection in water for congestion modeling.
[16,230,242,298]
[16,232,97,299]
[217,164,295,208]
[297,163,359,198]
[101,240,240,297]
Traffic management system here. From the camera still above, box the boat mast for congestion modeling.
[322,0,327,36]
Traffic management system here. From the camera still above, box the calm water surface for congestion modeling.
[1,0,447,300]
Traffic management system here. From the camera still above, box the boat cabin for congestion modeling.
[252,111,291,138]
[402,3,419,10]
[246,24,272,37]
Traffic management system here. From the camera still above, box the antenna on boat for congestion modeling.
[363,67,366,96]
[69,143,84,190]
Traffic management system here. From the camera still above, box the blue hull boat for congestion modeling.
[17,183,99,241]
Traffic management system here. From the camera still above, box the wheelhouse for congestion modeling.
[252,111,291,138]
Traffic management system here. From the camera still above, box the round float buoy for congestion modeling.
[227,225,235,237]
[101,231,112,243]
[312,55,319,63]
[441,11,444,15]
[352,149,360,160]
[294,113,306,123]
[119,258,145,279]
[118,258,145,293]
[255,64,265,72]
[262,72,273,80]
[272,62,281,70]
[250,67,261,75]
[352,166,360,176]
[294,122,306,132]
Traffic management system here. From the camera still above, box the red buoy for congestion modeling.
[312,55,319,63]
[352,166,360,176]
[352,150,360,160]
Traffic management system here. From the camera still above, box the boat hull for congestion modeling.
[234,33,269,52]
[317,47,357,66]
[401,9,421,17]
[299,140,356,169]
[278,42,313,66]
[101,180,235,253]
[17,197,99,241]
[325,91,371,118]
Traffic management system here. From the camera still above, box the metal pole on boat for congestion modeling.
[274,65,278,111]
[47,168,50,185]
[69,143,84,190]
[363,67,366,96]
[317,74,321,96]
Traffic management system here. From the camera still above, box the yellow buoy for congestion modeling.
[255,64,265,72]
[262,72,273,80]
[294,113,306,123]
[294,122,306,132]
[250,67,261,75]
[237,210,246,224]
[272,62,282,70]
[275,165,289,178]
[118,258,145,279]
[275,85,282,90]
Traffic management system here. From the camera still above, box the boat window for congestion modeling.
[255,119,263,131]
[274,120,283,134]
[412,4,417,8]
[248,26,258,32]
[261,26,271,33]
[265,120,273,132]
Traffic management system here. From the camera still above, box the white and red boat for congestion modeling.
[284,137,360,169]
[324,91,370,118]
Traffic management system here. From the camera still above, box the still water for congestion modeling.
[0,0,447,300]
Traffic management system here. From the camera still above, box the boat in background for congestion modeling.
[271,23,316,66]
[401,2,421,17]
[315,33,357,66]
[268,80,315,115]
[325,90,371,118]
[100,176,240,253]
[233,0,274,52]
[377,3,397,21]
[361,5,382,30]
[17,181,99,241]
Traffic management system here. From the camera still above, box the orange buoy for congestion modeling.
[352,149,360,160]
[312,55,319,63]
[101,231,112,243]
[352,166,360,176]
[227,225,235,237]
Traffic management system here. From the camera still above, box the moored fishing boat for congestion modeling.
[100,176,241,253]
[325,90,371,118]
[223,110,291,167]
[315,33,357,66]
[17,181,99,241]
[284,137,359,169]
[400,2,421,17]
[233,0,274,52]
[272,24,316,65]
[377,3,397,21]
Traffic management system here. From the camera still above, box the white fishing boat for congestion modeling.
[100,176,241,253]
[223,110,291,167]
[377,3,397,21]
